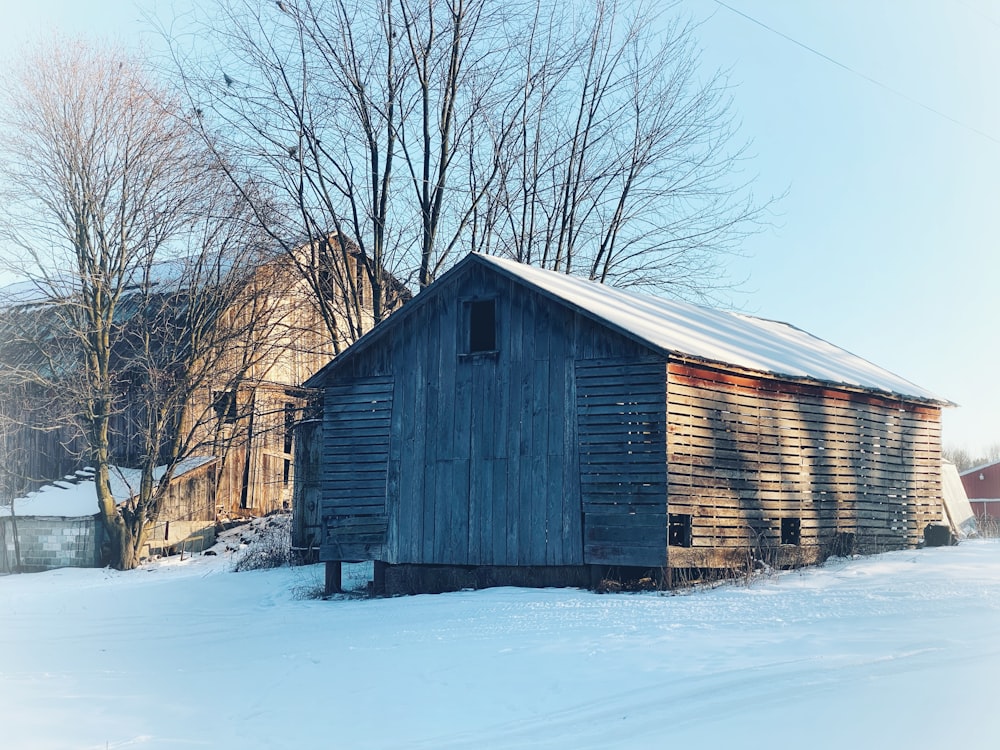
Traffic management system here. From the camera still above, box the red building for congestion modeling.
[960,461,1000,519]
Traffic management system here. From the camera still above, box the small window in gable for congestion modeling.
[466,298,497,353]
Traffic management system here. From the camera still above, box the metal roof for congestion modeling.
[306,253,946,404]
[477,254,945,403]
[959,459,1000,477]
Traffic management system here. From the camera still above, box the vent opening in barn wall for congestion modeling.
[668,514,693,547]
[295,253,951,595]
[781,518,801,546]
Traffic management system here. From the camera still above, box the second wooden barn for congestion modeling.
[296,253,948,593]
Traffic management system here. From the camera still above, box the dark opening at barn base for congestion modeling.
[322,539,913,595]
[357,563,596,596]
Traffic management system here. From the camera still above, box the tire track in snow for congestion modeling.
[394,643,964,750]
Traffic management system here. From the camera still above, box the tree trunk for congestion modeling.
[94,463,146,570]
[98,506,152,570]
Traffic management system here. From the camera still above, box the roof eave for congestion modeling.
[308,253,950,407]
[668,353,953,408]
[304,254,480,387]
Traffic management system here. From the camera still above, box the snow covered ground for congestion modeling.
[2,533,1000,749]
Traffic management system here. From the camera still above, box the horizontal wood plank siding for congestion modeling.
[578,358,668,567]
[320,377,394,560]
[666,362,942,555]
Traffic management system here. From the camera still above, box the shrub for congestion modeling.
[232,515,293,572]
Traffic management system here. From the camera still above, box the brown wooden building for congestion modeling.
[296,253,949,593]
[0,241,401,530]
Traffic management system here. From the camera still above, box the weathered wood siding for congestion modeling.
[0,383,86,502]
[577,359,667,567]
[320,377,393,560]
[315,257,944,577]
[291,415,323,554]
[2,251,348,521]
[666,362,942,560]
[156,461,218,524]
[319,263,657,568]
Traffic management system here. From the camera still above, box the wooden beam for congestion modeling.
[324,560,342,595]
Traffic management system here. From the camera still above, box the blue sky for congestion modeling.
[684,1,1000,454]
[2,0,997,452]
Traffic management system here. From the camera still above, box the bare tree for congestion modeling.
[0,40,274,569]
[164,0,766,310]
[165,0,428,351]
[944,444,1000,472]
[478,1,765,295]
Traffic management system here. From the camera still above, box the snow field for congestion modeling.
[2,540,999,749]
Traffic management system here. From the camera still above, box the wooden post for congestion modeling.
[589,565,604,592]
[663,566,674,591]
[324,560,342,595]
[373,560,387,596]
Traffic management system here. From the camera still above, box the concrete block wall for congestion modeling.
[0,516,101,573]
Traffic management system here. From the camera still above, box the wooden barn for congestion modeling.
[295,253,949,594]
[0,239,406,523]
[960,460,1000,520]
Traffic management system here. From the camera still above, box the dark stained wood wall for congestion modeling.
[319,263,657,568]
[577,359,667,567]
[291,415,324,553]
[320,377,393,560]
[0,383,86,502]
[666,362,942,562]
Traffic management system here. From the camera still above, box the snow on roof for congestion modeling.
[941,460,976,537]
[959,459,1000,477]
[0,477,99,518]
[0,456,216,518]
[0,245,276,311]
[477,254,943,403]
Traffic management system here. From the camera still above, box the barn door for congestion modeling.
[320,376,394,561]
[576,359,668,567]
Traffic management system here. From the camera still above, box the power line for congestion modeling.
[712,0,1000,147]
[954,0,1000,30]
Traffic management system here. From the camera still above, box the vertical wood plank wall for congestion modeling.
[321,265,657,568]
[0,387,84,501]
[666,362,942,558]
[291,416,323,552]
[577,359,668,567]
[386,271,587,567]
